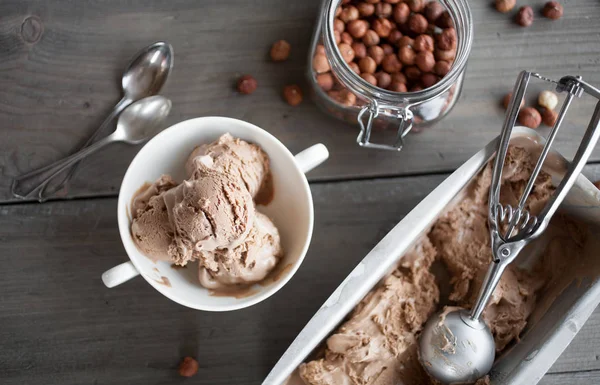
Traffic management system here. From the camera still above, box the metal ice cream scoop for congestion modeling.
[419,71,600,384]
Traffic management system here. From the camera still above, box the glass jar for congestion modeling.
[307,0,473,150]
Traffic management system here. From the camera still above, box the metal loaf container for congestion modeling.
[264,127,600,385]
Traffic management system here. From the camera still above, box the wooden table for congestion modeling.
[1,0,599,384]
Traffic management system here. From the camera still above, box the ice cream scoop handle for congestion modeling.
[102,261,140,288]
[294,143,329,174]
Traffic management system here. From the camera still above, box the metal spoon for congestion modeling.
[12,41,174,200]
[10,96,172,202]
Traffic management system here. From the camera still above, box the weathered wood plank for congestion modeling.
[540,370,600,385]
[1,0,600,202]
[1,170,600,384]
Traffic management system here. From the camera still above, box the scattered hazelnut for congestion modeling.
[414,34,434,52]
[390,82,408,92]
[348,61,361,74]
[316,73,334,91]
[425,1,445,23]
[373,18,393,38]
[359,56,378,73]
[375,2,393,18]
[415,51,435,72]
[434,47,456,61]
[436,11,453,28]
[516,6,534,27]
[347,20,369,38]
[421,72,438,88]
[316,44,326,55]
[357,2,375,17]
[540,107,558,126]
[495,0,516,13]
[334,18,345,33]
[362,30,381,46]
[437,28,456,51]
[398,36,415,47]
[270,40,291,62]
[179,357,199,378]
[518,107,542,128]
[382,54,403,73]
[352,42,368,59]
[236,75,257,95]
[542,1,563,20]
[388,29,403,45]
[407,0,425,12]
[502,92,525,109]
[361,72,378,86]
[404,66,422,81]
[393,3,410,24]
[399,45,416,65]
[375,71,392,88]
[381,43,395,55]
[283,85,303,106]
[538,90,559,110]
[392,72,407,84]
[367,45,385,64]
[312,54,331,73]
[434,60,452,76]
[408,14,428,34]
[338,43,355,63]
[340,5,359,22]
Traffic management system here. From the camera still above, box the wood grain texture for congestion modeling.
[1,0,600,202]
[2,169,600,384]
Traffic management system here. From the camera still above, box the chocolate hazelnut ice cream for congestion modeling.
[299,146,586,385]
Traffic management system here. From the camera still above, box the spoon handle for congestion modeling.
[11,134,118,202]
[38,96,133,200]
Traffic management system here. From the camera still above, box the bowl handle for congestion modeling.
[102,261,140,288]
[294,144,329,174]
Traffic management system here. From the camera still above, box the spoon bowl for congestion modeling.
[117,95,172,143]
[122,42,174,101]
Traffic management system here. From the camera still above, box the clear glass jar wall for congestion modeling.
[307,0,473,150]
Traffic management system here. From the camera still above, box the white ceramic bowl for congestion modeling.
[102,117,329,311]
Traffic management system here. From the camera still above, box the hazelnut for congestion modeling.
[283,85,303,106]
[342,32,354,45]
[316,44,326,55]
[384,0,401,3]
[407,0,425,12]
[368,45,385,64]
[436,11,453,28]
[388,29,403,45]
[404,66,422,81]
[518,107,542,128]
[334,30,342,44]
[361,72,378,86]
[334,18,345,33]
[339,5,359,22]
[352,42,368,59]
[416,51,435,72]
[382,54,402,73]
[373,18,393,38]
[538,90,559,110]
[375,2,393,17]
[336,5,342,17]
[594,180,600,190]
[381,43,395,55]
[516,6,534,27]
[502,92,525,109]
[348,61,361,74]
[390,82,408,92]
[398,36,415,47]
[365,0,380,3]
[313,54,331,73]
[363,30,381,46]
[328,89,357,106]
[414,35,434,52]
[434,60,451,76]
[357,2,375,17]
[408,14,429,35]
[179,357,199,377]
[393,3,410,24]
[236,75,258,95]
[347,20,369,38]
[316,73,334,91]
[375,72,392,88]
[495,0,516,13]
[338,43,355,63]
[540,107,559,127]
[425,1,445,23]
[410,84,424,92]
[542,1,563,20]
[437,28,456,50]
[434,47,456,61]
[392,72,407,84]
[421,72,438,88]
[399,45,416,65]
[359,56,378,73]
[270,40,291,62]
